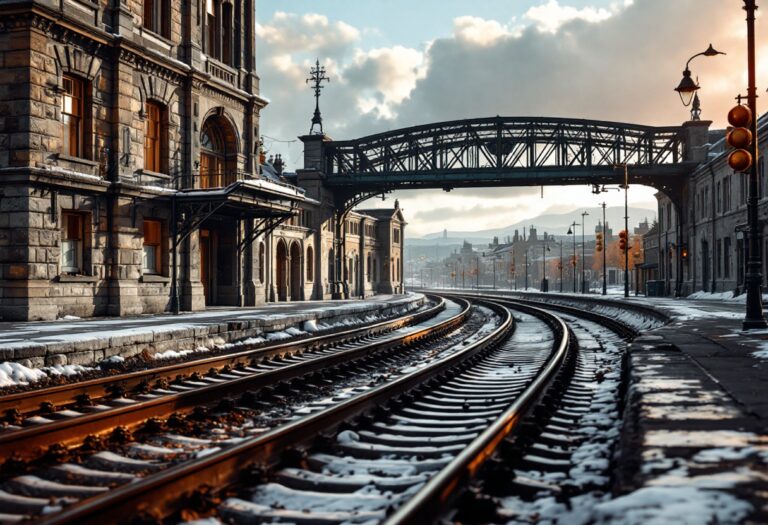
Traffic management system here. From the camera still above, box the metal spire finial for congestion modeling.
[306,59,330,135]
[691,92,702,121]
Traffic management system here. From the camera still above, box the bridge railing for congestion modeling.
[323,117,686,178]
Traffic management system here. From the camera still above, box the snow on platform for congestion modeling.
[0,294,424,372]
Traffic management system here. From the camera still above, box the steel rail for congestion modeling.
[0,298,458,460]
[0,297,443,418]
[38,297,512,525]
[383,299,570,525]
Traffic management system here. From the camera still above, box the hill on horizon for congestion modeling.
[408,205,655,245]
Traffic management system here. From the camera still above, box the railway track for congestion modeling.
[0,297,450,460]
[0,293,645,524]
[0,297,490,523]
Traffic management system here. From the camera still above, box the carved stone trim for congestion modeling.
[138,74,176,117]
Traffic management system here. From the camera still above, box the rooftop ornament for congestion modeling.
[307,59,331,135]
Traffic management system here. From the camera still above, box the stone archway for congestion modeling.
[290,241,302,301]
[276,240,288,302]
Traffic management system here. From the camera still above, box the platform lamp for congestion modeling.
[567,222,577,293]
[674,44,725,114]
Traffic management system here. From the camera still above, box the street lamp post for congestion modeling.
[559,240,563,292]
[568,222,577,293]
[581,211,589,293]
[622,166,630,298]
[742,1,768,329]
[542,240,550,292]
[601,202,607,295]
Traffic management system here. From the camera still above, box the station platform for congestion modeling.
[0,294,424,368]
[616,298,768,524]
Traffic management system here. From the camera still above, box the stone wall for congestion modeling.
[0,293,426,367]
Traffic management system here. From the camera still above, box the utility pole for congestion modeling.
[742,0,768,328]
[569,221,577,293]
[581,211,589,293]
[602,202,607,295]
[525,249,529,290]
[559,240,563,292]
[623,165,630,298]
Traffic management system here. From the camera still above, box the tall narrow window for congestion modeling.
[144,102,166,173]
[143,220,163,274]
[61,213,84,274]
[233,0,242,68]
[62,75,84,158]
[306,246,314,282]
[258,242,265,284]
[143,0,168,36]
[206,0,220,60]
[222,2,232,65]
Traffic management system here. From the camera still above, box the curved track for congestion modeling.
[0,292,646,525]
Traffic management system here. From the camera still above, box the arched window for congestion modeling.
[200,115,237,188]
[144,101,167,174]
[391,258,394,280]
[258,242,265,284]
[366,254,372,282]
[306,246,314,282]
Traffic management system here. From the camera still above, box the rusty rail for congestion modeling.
[38,297,509,525]
[0,298,449,459]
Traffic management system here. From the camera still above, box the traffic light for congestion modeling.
[618,230,628,252]
[570,255,577,267]
[510,263,516,273]
[727,104,753,172]
[595,232,604,252]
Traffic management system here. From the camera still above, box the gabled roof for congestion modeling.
[357,207,406,223]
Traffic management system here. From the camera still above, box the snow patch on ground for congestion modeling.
[752,341,768,359]
[0,361,93,387]
[153,346,210,360]
[591,486,751,524]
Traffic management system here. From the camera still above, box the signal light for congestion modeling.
[727,105,754,172]
[595,232,604,252]
[728,104,752,128]
[618,230,628,252]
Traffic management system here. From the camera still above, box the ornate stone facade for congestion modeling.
[0,0,404,320]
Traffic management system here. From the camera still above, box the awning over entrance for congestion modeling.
[174,178,306,220]
[169,177,309,314]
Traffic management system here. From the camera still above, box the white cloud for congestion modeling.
[453,16,519,47]
[256,1,746,236]
[524,0,614,34]
[256,11,360,58]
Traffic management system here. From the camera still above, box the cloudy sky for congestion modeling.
[256,0,756,237]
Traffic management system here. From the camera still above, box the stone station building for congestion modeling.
[0,0,404,321]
